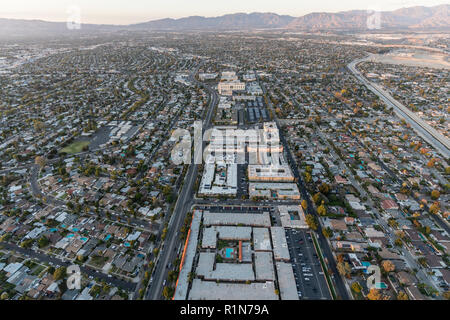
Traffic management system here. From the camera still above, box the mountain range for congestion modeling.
[0,4,448,38]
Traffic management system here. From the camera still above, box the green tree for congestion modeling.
[162,286,174,300]
[318,183,330,195]
[351,282,362,294]
[301,200,308,211]
[317,203,327,216]
[397,291,409,300]
[322,227,333,238]
[305,214,318,230]
[337,262,351,278]
[53,267,67,281]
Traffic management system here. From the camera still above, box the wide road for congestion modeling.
[348,56,450,159]
[145,63,218,300]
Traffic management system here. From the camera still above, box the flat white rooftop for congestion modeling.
[248,165,295,182]
[278,205,308,229]
[271,227,291,261]
[188,279,278,300]
[276,262,299,300]
[196,252,255,281]
[255,252,276,281]
[203,211,271,227]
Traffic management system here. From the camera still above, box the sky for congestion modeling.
[0,0,448,25]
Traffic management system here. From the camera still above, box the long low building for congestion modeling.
[202,226,252,249]
[174,210,203,300]
[203,211,272,227]
[218,80,246,96]
[255,252,276,281]
[188,279,278,300]
[276,262,299,300]
[198,163,237,196]
[249,183,301,200]
[248,165,295,182]
[271,227,291,261]
[196,252,255,282]
[278,205,308,229]
[253,227,272,251]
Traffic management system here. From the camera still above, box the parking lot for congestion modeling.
[285,229,332,300]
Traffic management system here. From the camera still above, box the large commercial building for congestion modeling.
[248,165,295,182]
[198,163,237,196]
[174,209,299,301]
[218,80,246,96]
[249,182,301,200]
[278,205,308,229]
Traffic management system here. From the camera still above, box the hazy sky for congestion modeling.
[0,0,448,24]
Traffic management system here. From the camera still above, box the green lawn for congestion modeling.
[60,140,90,154]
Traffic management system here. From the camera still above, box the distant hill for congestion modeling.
[287,5,450,30]
[0,4,448,39]
[130,12,295,30]
[0,18,116,39]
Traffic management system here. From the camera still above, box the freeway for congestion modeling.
[348,56,450,159]
[145,63,219,300]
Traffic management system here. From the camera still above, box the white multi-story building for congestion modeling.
[218,80,246,96]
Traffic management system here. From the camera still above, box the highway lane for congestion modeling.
[348,56,450,159]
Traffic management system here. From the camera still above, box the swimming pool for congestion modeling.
[375,282,388,289]
[225,248,234,259]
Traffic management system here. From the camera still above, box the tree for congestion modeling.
[304,172,312,183]
[301,200,308,211]
[431,190,440,200]
[312,192,322,205]
[168,270,178,283]
[351,282,362,293]
[317,203,327,216]
[33,119,45,132]
[382,260,395,273]
[429,202,440,214]
[162,286,174,300]
[305,214,317,230]
[367,288,382,300]
[397,291,409,300]
[318,183,330,195]
[53,267,67,281]
[35,156,47,169]
[322,227,333,238]
[337,262,351,278]
[37,236,50,248]
[394,238,403,247]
